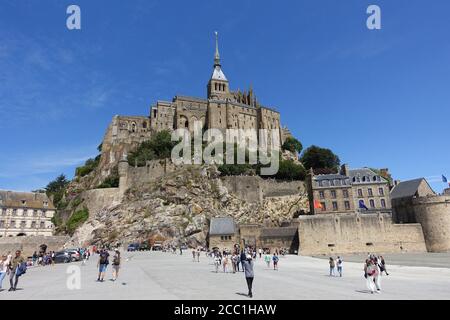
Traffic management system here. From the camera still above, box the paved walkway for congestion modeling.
[1,251,450,300]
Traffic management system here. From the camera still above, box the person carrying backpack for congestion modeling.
[97,249,109,282]
[111,250,121,281]
[8,250,26,291]
[272,253,279,270]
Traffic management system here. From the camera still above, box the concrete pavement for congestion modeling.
[1,251,450,300]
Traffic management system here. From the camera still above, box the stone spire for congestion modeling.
[214,31,221,67]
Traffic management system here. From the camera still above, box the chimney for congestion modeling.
[340,164,350,176]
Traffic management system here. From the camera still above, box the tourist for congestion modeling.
[242,254,254,298]
[97,249,110,282]
[329,257,336,276]
[214,254,221,273]
[32,251,38,266]
[364,259,377,294]
[8,250,26,291]
[379,256,389,275]
[111,250,121,281]
[373,257,382,293]
[231,253,237,273]
[336,256,343,277]
[196,249,201,262]
[264,252,271,268]
[236,252,241,272]
[0,254,11,290]
[223,255,229,273]
[258,248,262,259]
[272,253,279,270]
[192,249,196,262]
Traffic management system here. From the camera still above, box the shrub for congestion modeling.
[75,155,101,177]
[66,208,89,235]
[300,145,340,173]
[128,130,177,167]
[282,137,303,154]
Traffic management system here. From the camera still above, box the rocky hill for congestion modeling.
[66,165,308,248]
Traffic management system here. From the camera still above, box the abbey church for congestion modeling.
[99,33,291,175]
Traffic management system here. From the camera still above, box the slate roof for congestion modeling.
[0,190,55,210]
[209,217,236,235]
[314,174,347,181]
[211,66,227,81]
[390,178,434,200]
[260,227,298,238]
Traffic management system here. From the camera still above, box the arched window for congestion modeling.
[215,83,218,91]
[143,121,147,129]
[131,122,136,133]
[369,199,375,208]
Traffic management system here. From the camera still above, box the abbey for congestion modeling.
[98,33,291,177]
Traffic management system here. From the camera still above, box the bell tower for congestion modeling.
[207,32,229,100]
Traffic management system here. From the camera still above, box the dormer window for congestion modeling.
[43,201,48,208]
[21,200,27,206]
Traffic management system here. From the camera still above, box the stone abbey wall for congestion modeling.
[297,213,426,256]
[0,235,70,256]
[411,195,450,252]
[222,176,304,203]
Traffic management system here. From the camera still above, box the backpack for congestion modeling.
[113,255,120,266]
[16,262,27,277]
[100,253,108,264]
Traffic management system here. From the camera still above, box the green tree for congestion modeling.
[300,145,340,173]
[45,174,69,209]
[128,130,177,166]
[282,137,303,154]
[274,160,306,180]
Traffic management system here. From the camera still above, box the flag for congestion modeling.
[443,175,448,183]
[359,200,368,210]
[314,200,323,209]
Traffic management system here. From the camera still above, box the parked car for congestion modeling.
[127,243,139,252]
[65,249,81,262]
[54,251,72,264]
[138,242,150,251]
[152,244,162,251]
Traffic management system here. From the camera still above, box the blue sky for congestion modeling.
[0,0,449,193]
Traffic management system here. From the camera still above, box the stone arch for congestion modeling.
[17,232,27,237]
[131,122,137,133]
[179,115,189,129]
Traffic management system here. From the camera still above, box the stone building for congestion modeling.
[307,164,391,215]
[0,191,55,237]
[391,178,450,252]
[98,33,290,178]
[208,217,238,250]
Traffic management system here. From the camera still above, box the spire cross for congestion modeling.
[214,31,220,66]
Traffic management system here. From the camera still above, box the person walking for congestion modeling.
[196,249,200,262]
[192,249,196,262]
[31,251,38,267]
[111,250,121,281]
[264,252,271,268]
[231,253,237,273]
[236,253,241,272]
[258,248,262,259]
[379,256,389,276]
[373,257,382,293]
[0,254,11,290]
[272,253,279,270]
[8,250,26,291]
[329,257,336,276]
[242,254,254,298]
[214,254,221,273]
[223,255,229,273]
[336,256,343,277]
[97,249,110,282]
[364,259,377,294]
